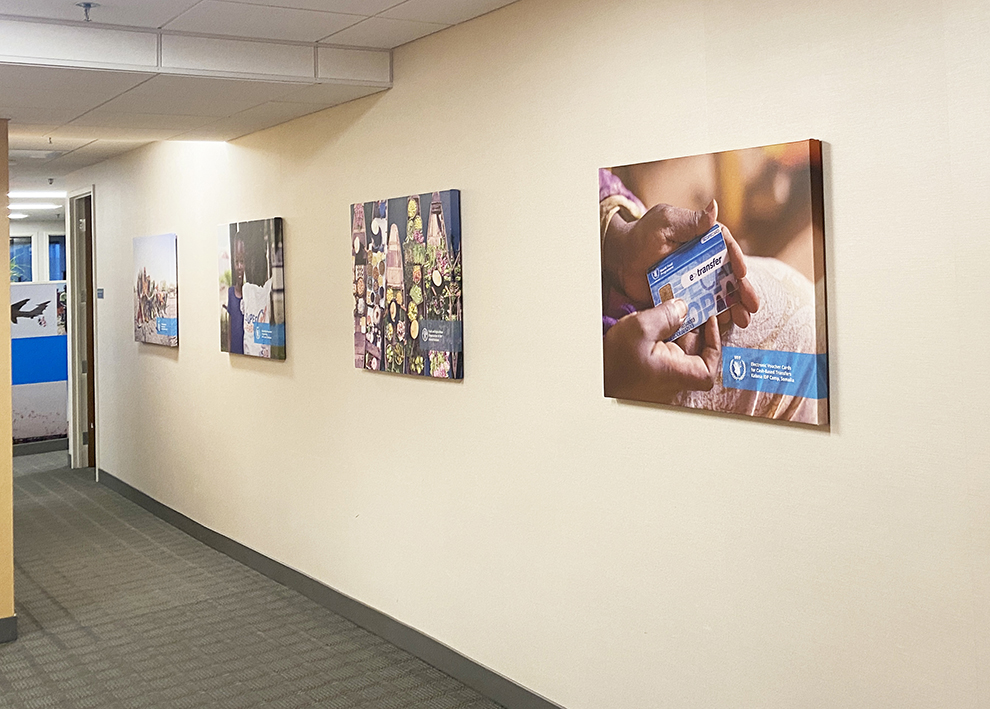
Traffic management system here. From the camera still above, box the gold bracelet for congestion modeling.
[600,194,641,250]
[601,204,622,249]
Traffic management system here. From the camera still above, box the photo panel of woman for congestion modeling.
[218,217,286,360]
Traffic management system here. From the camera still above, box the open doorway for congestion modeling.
[68,192,96,469]
[9,217,69,451]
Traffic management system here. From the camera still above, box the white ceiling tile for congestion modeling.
[0,0,204,28]
[67,110,216,132]
[0,85,103,111]
[320,16,446,49]
[8,134,94,152]
[59,139,156,161]
[0,83,130,115]
[164,1,362,43]
[0,65,154,96]
[9,167,79,191]
[41,154,112,172]
[221,0,401,14]
[9,147,69,162]
[96,75,301,116]
[382,0,516,25]
[7,125,64,140]
[7,166,53,185]
[174,100,330,140]
[0,106,87,124]
[167,125,239,141]
[0,65,153,119]
[46,125,190,141]
[37,148,147,174]
[275,83,385,104]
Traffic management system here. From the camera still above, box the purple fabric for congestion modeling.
[227,286,244,354]
[602,296,638,334]
[599,168,644,211]
[600,169,647,335]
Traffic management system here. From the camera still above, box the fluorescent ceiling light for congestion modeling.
[8,191,68,199]
[8,150,62,161]
[8,213,29,220]
[8,203,60,210]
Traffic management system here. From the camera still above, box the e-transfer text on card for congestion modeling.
[647,225,741,341]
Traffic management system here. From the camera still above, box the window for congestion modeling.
[10,236,33,282]
[48,235,66,281]
[10,231,68,283]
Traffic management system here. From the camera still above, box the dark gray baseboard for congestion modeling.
[97,469,563,709]
[0,615,16,644]
[14,438,69,456]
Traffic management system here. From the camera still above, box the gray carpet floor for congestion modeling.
[0,454,503,709]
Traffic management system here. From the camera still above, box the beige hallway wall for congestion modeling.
[68,0,990,706]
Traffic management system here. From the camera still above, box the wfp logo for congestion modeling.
[729,355,746,382]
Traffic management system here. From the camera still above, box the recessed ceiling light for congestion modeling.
[8,150,63,161]
[8,213,29,220]
[8,203,61,210]
[8,191,68,199]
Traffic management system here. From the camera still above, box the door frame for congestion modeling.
[67,188,98,471]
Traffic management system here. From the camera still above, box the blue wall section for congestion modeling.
[12,335,69,385]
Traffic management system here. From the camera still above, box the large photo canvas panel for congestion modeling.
[218,217,285,360]
[11,281,68,442]
[600,139,828,425]
[351,190,462,379]
[133,232,178,347]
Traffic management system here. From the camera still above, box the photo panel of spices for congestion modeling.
[351,190,462,379]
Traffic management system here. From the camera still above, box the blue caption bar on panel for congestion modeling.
[722,347,828,400]
[253,323,285,346]
[156,317,177,337]
[12,335,69,385]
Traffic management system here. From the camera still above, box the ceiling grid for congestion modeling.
[0,0,517,189]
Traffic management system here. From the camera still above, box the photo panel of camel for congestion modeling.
[133,232,178,347]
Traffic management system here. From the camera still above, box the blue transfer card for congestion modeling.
[647,225,740,341]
